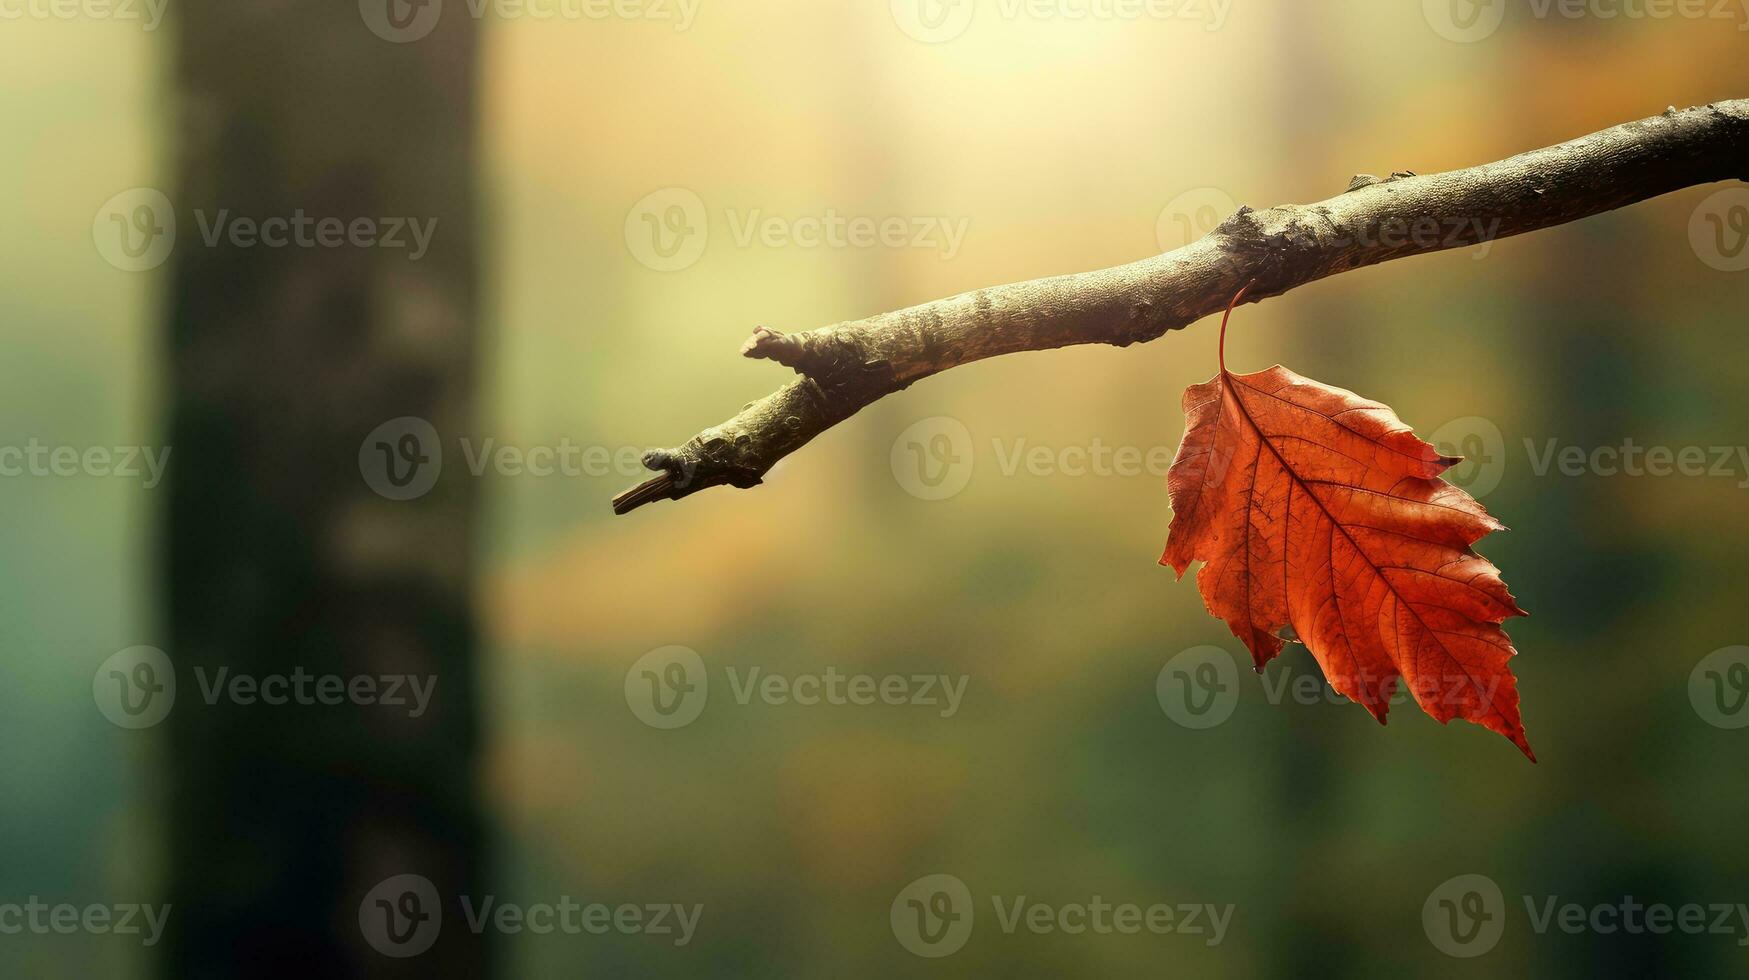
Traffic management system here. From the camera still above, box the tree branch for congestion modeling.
[613,100,1749,515]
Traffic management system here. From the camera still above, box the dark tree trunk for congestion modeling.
[162,3,486,977]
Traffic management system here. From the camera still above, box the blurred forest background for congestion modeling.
[1,1,1746,977]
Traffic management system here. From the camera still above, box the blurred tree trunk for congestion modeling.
[162,4,486,978]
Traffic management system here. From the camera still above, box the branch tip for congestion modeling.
[741,326,809,369]
[610,473,675,515]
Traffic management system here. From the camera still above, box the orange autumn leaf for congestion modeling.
[1161,287,1534,760]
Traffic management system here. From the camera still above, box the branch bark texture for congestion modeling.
[614,100,1749,515]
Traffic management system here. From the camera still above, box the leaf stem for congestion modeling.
[1217,281,1253,376]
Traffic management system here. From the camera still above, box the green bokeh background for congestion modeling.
[3,2,1747,976]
